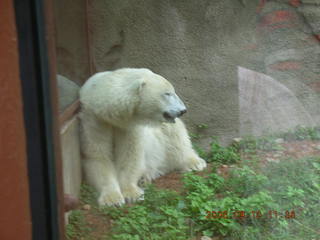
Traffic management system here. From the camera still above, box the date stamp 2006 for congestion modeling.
[205,210,296,220]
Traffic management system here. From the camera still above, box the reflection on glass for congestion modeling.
[53,1,320,239]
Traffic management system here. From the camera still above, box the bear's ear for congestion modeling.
[132,78,146,93]
[138,80,146,92]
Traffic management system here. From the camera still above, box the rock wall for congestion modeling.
[88,0,263,146]
[54,0,320,145]
[257,0,320,126]
[54,0,90,85]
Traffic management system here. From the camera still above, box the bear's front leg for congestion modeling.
[114,128,145,203]
[83,159,125,206]
[163,118,207,172]
[183,155,207,172]
[80,115,125,206]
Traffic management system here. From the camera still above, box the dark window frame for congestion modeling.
[14,0,65,239]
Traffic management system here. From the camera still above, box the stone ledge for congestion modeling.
[60,116,82,199]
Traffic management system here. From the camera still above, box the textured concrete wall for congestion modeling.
[54,0,320,144]
[88,0,264,145]
[54,0,90,85]
[258,1,320,123]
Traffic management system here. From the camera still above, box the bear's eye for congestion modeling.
[164,92,172,96]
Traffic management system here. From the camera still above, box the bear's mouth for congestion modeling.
[163,112,176,123]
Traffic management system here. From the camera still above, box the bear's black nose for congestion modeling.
[177,109,187,117]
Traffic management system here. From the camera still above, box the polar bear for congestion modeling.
[79,68,206,206]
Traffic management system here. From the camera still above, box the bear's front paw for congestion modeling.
[121,184,144,203]
[184,157,207,172]
[98,188,125,207]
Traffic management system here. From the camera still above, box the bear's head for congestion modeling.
[80,68,187,128]
[134,70,187,125]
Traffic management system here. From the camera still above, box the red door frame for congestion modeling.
[0,0,32,239]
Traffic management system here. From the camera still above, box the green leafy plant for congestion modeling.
[109,186,188,240]
[208,138,240,164]
[190,133,200,140]
[66,210,93,240]
[80,183,99,206]
[108,131,320,239]
[66,129,320,240]
[193,144,209,160]
[236,136,284,152]
[278,126,320,141]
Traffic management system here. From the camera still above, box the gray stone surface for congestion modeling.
[89,0,262,146]
[54,0,320,145]
[57,75,80,112]
[301,0,320,5]
[298,5,320,34]
[259,1,320,125]
[239,67,315,136]
[61,117,82,199]
[54,0,90,84]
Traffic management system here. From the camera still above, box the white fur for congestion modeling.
[79,68,206,206]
